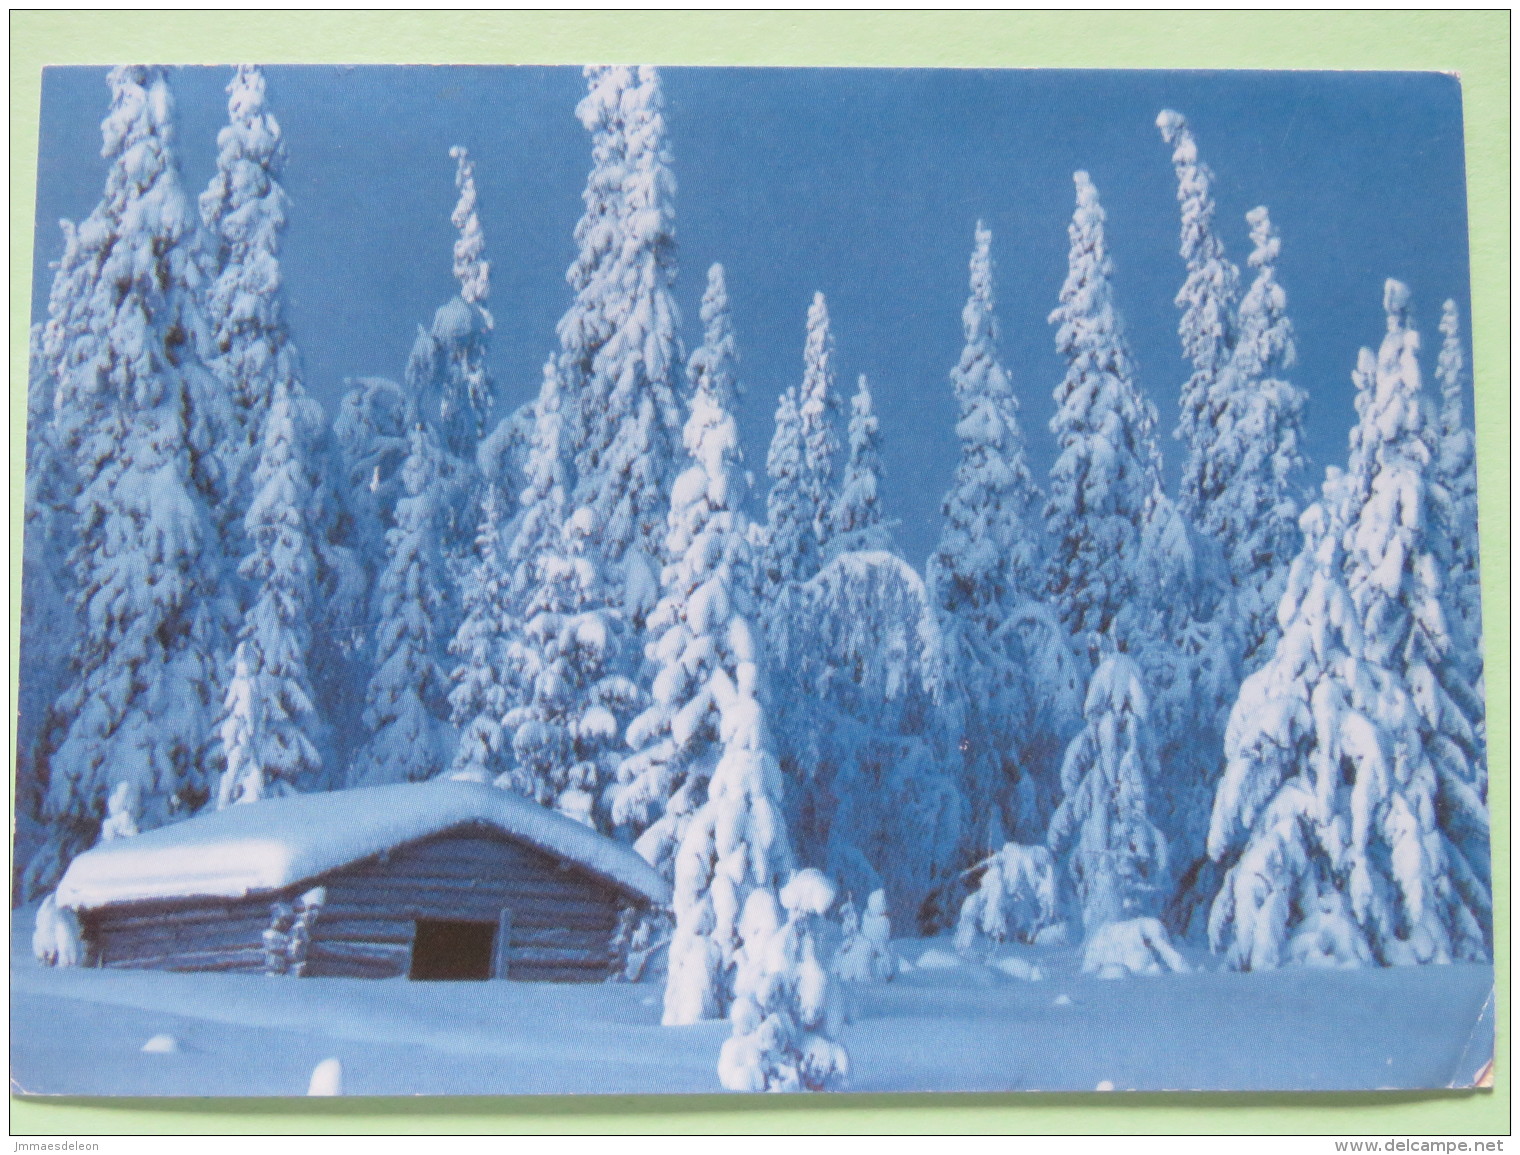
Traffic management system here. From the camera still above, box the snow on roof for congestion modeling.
[56,779,670,911]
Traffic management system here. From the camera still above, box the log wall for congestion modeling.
[307,826,623,981]
[84,900,275,973]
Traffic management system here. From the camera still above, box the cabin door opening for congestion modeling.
[408,911,513,980]
[409,918,494,980]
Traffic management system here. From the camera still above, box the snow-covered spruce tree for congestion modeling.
[1047,652,1169,936]
[563,66,685,626]
[797,292,844,565]
[403,146,495,572]
[447,145,493,440]
[500,507,639,826]
[1206,470,1375,969]
[614,263,755,870]
[1206,283,1490,969]
[931,221,1076,849]
[762,385,807,589]
[663,636,793,1025]
[351,423,454,786]
[29,67,232,889]
[931,222,1045,626]
[499,330,640,823]
[758,295,844,702]
[835,887,897,982]
[1217,205,1308,669]
[487,362,586,806]
[686,260,740,416]
[557,64,631,456]
[198,64,297,550]
[718,871,850,1092]
[503,358,574,619]
[1433,300,1484,683]
[30,211,99,506]
[829,374,894,557]
[35,217,97,464]
[954,841,1060,953]
[1342,282,1489,938]
[486,358,569,787]
[445,485,514,784]
[1156,108,1242,536]
[216,379,324,806]
[197,64,361,792]
[1044,173,1163,653]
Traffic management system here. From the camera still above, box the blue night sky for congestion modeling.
[29,66,1472,568]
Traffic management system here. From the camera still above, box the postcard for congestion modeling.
[13,63,1492,1096]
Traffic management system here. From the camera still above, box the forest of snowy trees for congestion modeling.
[18,65,1491,1086]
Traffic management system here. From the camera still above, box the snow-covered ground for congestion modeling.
[10,908,1492,1096]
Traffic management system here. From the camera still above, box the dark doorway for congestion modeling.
[409,919,495,980]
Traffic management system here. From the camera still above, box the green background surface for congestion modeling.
[9,10,1509,1136]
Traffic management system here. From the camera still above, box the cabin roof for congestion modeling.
[55,779,670,911]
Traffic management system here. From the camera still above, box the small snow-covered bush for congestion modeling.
[954,842,1057,955]
[992,956,1044,982]
[100,780,141,842]
[718,871,850,1092]
[1033,922,1070,947]
[915,947,962,970]
[1287,894,1376,969]
[1080,917,1190,979]
[32,893,85,967]
[835,888,896,982]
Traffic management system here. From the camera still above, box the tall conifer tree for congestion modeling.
[1207,282,1490,968]
[217,377,324,805]
[617,264,756,872]
[1044,173,1162,654]
[403,146,496,567]
[199,64,294,541]
[446,485,514,785]
[352,424,453,786]
[1157,109,1242,534]
[565,66,685,625]
[830,374,894,557]
[797,292,843,566]
[1219,206,1308,668]
[932,222,1074,845]
[31,67,232,889]
[762,386,808,590]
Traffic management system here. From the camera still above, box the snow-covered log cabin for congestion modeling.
[52,780,670,981]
